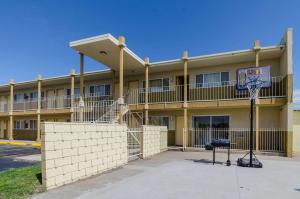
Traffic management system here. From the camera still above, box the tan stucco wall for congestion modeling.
[41,122,128,190]
[149,107,281,129]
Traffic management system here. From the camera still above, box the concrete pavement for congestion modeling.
[33,151,300,199]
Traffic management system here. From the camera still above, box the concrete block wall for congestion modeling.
[160,127,168,152]
[142,125,168,158]
[41,122,128,190]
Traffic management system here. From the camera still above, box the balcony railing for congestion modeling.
[1,94,113,112]
[41,96,72,110]
[127,76,286,105]
[0,103,8,113]
[13,100,38,111]
[187,128,286,153]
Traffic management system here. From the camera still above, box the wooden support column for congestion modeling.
[70,69,76,122]
[118,36,125,124]
[183,51,188,150]
[8,80,14,141]
[79,53,84,122]
[36,75,42,142]
[144,57,150,125]
[254,40,261,151]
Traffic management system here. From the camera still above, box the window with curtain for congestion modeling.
[89,84,111,96]
[143,78,170,92]
[196,72,229,88]
[67,88,80,97]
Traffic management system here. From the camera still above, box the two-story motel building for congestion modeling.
[0,28,294,156]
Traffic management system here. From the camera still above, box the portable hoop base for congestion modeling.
[237,152,263,168]
[237,99,263,168]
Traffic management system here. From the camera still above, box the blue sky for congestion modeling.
[0,0,299,104]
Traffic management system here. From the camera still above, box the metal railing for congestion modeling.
[187,128,286,153]
[127,128,142,161]
[127,76,286,105]
[41,96,72,110]
[13,100,38,111]
[73,99,114,123]
[0,103,8,112]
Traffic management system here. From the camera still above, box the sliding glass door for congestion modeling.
[192,116,229,144]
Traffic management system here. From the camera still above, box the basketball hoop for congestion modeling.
[236,66,271,168]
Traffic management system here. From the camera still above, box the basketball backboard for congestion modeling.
[236,66,271,90]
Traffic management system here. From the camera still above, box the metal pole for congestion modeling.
[250,99,254,167]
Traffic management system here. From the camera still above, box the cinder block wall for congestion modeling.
[160,127,168,152]
[142,125,168,158]
[41,122,128,190]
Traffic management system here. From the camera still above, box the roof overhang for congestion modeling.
[0,69,114,92]
[149,45,285,73]
[69,34,145,74]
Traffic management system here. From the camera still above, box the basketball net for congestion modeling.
[246,75,264,100]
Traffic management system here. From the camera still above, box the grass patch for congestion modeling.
[0,165,42,199]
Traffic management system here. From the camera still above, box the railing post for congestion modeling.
[79,53,84,122]
[8,80,14,141]
[182,51,188,150]
[70,69,76,122]
[118,36,125,124]
[36,75,42,142]
[144,57,149,125]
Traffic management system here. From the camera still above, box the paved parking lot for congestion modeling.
[34,151,300,199]
[0,145,40,171]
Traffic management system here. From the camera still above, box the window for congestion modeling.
[30,92,38,101]
[193,116,229,129]
[196,72,229,88]
[66,88,81,97]
[149,116,170,129]
[24,120,29,129]
[14,94,24,102]
[14,120,21,129]
[30,120,37,129]
[89,84,111,96]
[143,78,170,92]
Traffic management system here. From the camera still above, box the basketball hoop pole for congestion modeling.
[250,99,254,167]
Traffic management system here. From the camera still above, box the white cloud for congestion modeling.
[294,89,300,109]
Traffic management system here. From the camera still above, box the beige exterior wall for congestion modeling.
[149,107,281,129]
[124,58,281,91]
[293,110,300,153]
[41,122,128,190]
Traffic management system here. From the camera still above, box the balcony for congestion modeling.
[127,76,286,105]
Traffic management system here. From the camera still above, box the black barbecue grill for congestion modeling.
[206,139,231,166]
